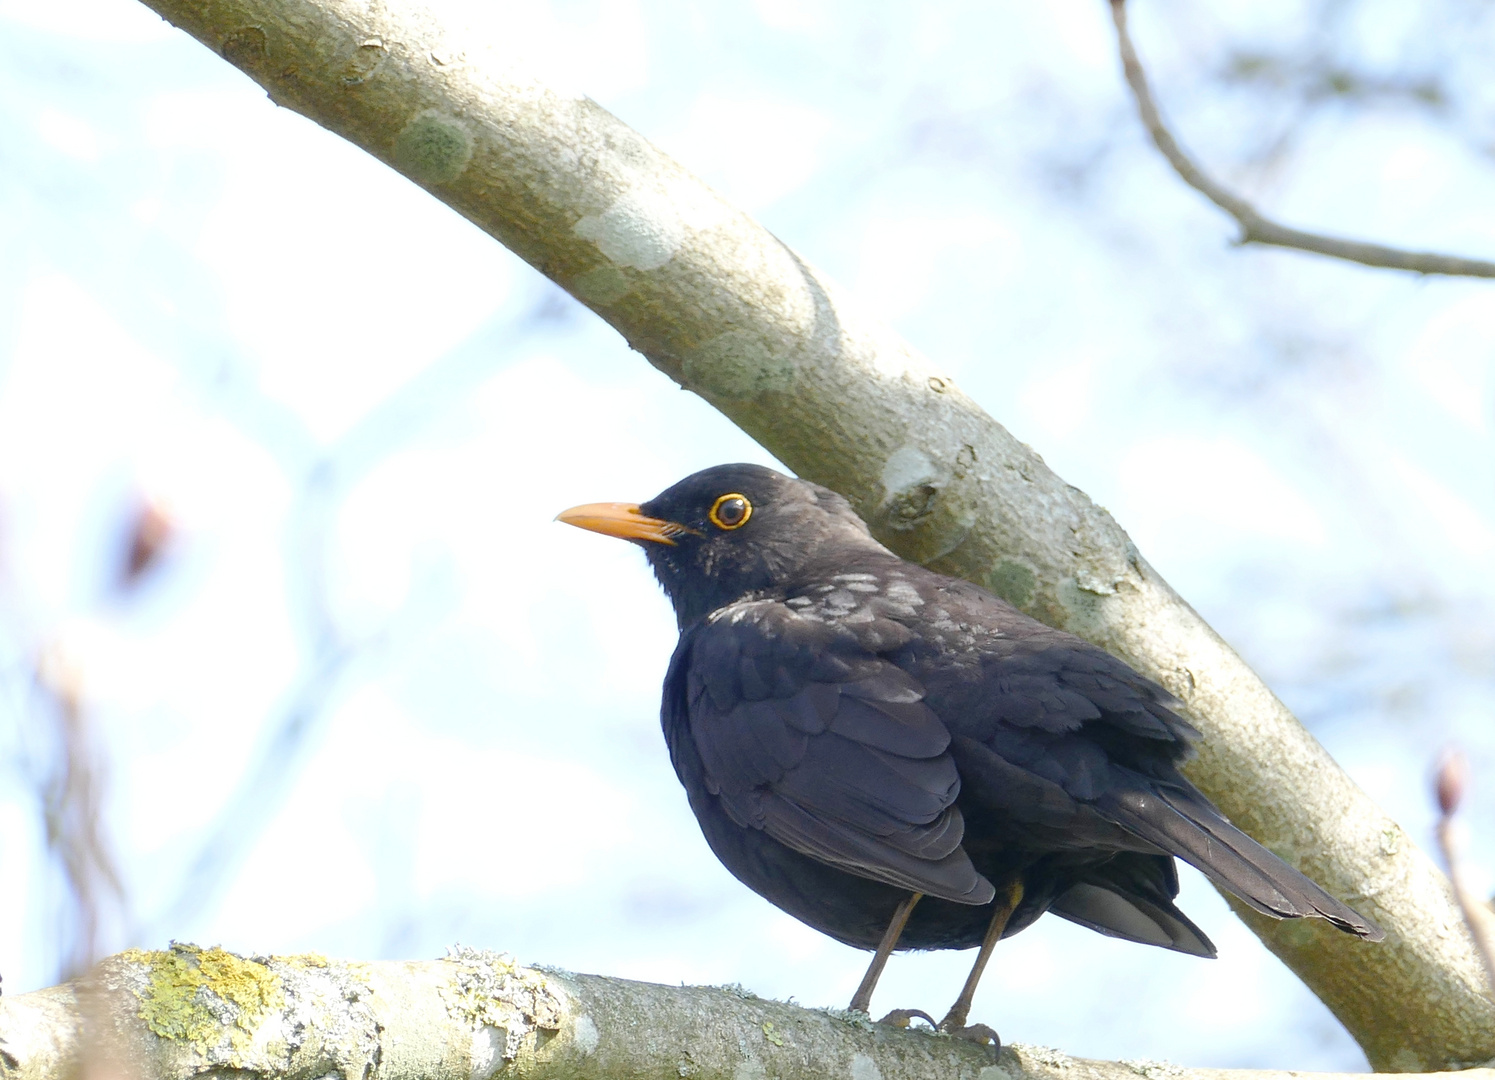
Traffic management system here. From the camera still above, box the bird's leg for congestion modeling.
[848,891,922,1014]
[939,878,1025,1035]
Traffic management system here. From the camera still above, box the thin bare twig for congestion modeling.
[1109,0,1495,278]
[33,647,126,982]
[1434,749,1495,993]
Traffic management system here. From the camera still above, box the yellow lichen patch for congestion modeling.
[440,946,564,1062]
[125,943,284,1057]
[279,951,330,969]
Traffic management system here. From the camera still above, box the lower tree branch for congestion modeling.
[1109,0,1495,278]
[2,947,1492,1080]
[119,0,1495,1067]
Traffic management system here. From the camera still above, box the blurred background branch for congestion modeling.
[1110,0,1495,277]
[0,291,566,972]
[28,648,123,983]
[1434,749,1495,993]
[139,306,557,939]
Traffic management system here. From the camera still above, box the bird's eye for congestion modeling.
[709,493,752,530]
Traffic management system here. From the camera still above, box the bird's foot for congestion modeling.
[877,1008,938,1029]
[940,1022,1001,1056]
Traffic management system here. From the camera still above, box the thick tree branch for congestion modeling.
[122,0,1495,1068]
[2,947,1492,1080]
[1109,0,1495,278]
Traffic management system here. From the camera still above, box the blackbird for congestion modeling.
[558,463,1381,1041]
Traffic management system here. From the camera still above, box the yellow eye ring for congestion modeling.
[709,493,752,530]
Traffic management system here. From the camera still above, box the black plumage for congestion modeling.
[558,463,1381,1037]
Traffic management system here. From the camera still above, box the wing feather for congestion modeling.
[684,601,994,906]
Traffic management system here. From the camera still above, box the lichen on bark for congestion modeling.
[119,944,283,1058]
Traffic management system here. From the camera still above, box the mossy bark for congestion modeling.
[2,950,1492,1080]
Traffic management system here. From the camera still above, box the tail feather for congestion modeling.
[1050,853,1217,957]
[1098,781,1383,941]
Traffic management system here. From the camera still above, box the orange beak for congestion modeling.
[555,501,693,545]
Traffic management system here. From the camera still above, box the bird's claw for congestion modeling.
[877,1008,938,1029]
[942,1022,1001,1056]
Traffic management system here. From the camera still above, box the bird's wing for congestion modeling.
[937,595,1381,939]
[935,626,1198,821]
[676,600,994,905]
[963,623,1198,750]
[906,576,1198,812]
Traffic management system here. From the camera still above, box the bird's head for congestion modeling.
[557,463,882,626]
